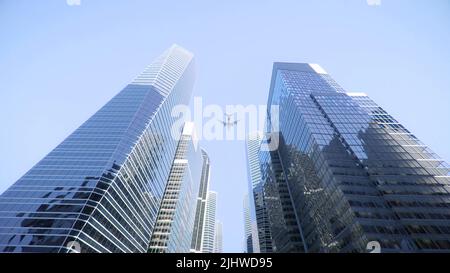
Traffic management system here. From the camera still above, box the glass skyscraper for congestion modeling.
[201,191,217,253]
[258,62,450,252]
[0,45,196,253]
[190,149,211,253]
[148,122,203,253]
[245,132,270,253]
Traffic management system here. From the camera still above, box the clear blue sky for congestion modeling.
[0,0,449,253]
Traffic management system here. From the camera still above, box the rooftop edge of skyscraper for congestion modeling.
[268,62,329,110]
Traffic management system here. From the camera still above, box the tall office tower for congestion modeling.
[243,194,254,253]
[245,132,268,253]
[201,191,217,253]
[148,122,202,253]
[0,45,195,253]
[190,149,211,253]
[214,221,223,253]
[263,62,450,252]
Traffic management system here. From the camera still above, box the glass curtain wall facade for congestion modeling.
[0,45,195,253]
[245,132,269,253]
[258,136,305,253]
[190,149,211,253]
[243,194,254,253]
[148,122,202,253]
[214,220,223,253]
[201,191,217,253]
[263,62,450,252]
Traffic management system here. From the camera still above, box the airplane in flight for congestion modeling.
[220,113,239,129]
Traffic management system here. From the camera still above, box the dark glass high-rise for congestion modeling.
[258,62,450,253]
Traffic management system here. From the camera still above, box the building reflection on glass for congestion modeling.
[247,62,450,253]
[0,45,205,253]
